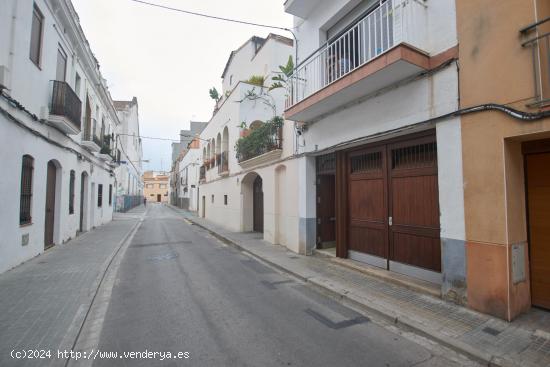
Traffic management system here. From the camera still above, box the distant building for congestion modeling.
[143,171,169,203]
[113,97,144,211]
[172,137,202,211]
[170,121,206,205]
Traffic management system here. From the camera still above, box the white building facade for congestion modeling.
[173,140,202,212]
[284,0,466,299]
[0,0,125,273]
[197,34,313,254]
[113,98,144,211]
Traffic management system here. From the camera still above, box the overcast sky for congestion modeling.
[71,0,293,172]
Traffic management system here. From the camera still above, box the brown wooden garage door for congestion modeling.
[347,133,441,274]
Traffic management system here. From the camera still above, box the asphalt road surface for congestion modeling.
[92,204,477,367]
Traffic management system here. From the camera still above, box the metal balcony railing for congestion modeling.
[50,80,82,130]
[287,0,426,107]
[82,117,101,146]
[521,17,550,107]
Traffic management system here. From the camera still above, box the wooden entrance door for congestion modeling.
[346,133,441,276]
[348,146,388,263]
[526,152,550,309]
[157,194,161,202]
[80,172,86,232]
[253,176,264,233]
[317,175,336,247]
[44,161,56,249]
[388,136,441,273]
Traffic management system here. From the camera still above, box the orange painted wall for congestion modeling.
[457,0,550,320]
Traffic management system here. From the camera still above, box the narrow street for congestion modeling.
[90,204,474,367]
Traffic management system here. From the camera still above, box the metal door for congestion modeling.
[44,161,56,249]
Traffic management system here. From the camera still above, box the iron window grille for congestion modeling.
[20,155,34,225]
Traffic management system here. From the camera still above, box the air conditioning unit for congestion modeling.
[0,65,10,90]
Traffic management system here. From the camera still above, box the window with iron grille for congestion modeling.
[69,170,75,214]
[109,184,112,206]
[98,184,103,207]
[351,151,382,173]
[391,142,437,170]
[29,4,44,67]
[20,155,34,225]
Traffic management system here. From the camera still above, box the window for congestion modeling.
[211,194,214,203]
[56,46,67,82]
[69,170,75,214]
[224,195,228,205]
[98,184,103,207]
[109,184,112,206]
[19,155,34,225]
[150,194,154,197]
[29,4,44,67]
[74,73,81,97]
[230,75,233,86]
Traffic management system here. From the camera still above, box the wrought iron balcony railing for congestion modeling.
[50,80,82,130]
[287,0,427,107]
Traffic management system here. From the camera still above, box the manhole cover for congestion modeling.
[148,252,178,262]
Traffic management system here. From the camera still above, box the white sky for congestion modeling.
[71,0,293,172]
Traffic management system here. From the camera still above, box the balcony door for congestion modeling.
[56,46,67,82]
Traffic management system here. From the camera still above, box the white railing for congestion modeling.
[287,0,427,107]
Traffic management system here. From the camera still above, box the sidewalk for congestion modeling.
[0,206,145,367]
[169,205,550,367]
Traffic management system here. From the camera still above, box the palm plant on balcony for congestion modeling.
[235,116,283,162]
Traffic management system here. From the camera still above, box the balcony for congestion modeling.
[81,118,101,152]
[285,0,429,122]
[48,80,82,134]
[236,117,283,169]
[521,17,550,107]
[284,0,321,18]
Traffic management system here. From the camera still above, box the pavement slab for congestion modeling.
[0,207,144,367]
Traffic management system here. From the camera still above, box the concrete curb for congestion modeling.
[170,206,521,367]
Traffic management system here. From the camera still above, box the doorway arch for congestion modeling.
[241,172,263,233]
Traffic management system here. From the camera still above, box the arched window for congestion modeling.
[20,155,34,225]
[69,170,75,214]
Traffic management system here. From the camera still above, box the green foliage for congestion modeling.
[246,75,265,87]
[209,87,220,101]
[235,116,284,162]
[270,56,294,91]
[237,121,248,129]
